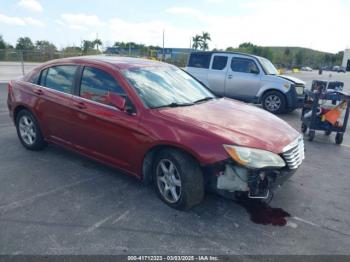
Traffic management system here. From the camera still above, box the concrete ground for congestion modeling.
[0,71,350,255]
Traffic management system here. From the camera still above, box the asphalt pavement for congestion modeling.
[0,71,350,255]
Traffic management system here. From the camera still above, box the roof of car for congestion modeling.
[47,55,170,69]
[190,51,262,59]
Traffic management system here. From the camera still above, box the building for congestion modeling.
[156,48,193,60]
[342,49,350,71]
[105,47,142,56]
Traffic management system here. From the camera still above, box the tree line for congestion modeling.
[225,42,343,69]
[0,34,344,68]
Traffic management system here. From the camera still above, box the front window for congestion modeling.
[122,66,215,109]
[258,57,279,75]
[80,67,126,105]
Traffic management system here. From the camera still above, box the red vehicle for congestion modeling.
[7,56,305,210]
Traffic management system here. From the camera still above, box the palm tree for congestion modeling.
[192,35,202,50]
[93,39,102,51]
[201,32,211,51]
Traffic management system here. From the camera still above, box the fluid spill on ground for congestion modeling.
[236,196,291,226]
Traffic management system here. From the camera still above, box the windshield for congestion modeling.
[122,66,215,109]
[258,57,279,75]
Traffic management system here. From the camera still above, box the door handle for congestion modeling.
[73,101,87,109]
[33,89,43,95]
[227,75,233,79]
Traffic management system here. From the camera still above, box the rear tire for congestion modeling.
[15,109,47,151]
[262,90,286,114]
[152,148,204,210]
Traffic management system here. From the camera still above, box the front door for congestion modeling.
[69,65,141,172]
[224,56,261,102]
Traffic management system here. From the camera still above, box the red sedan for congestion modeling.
[7,56,304,210]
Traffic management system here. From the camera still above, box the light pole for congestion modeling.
[162,30,165,61]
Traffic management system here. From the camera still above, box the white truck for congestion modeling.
[185,51,306,114]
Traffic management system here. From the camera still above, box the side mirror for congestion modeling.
[108,93,126,111]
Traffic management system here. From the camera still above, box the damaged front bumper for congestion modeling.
[208,162,296,199]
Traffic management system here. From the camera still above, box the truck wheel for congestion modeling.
[262,91,286,114]
[15,109,47,150]
[152,148,204,210]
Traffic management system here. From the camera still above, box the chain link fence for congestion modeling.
[0,48,191,81]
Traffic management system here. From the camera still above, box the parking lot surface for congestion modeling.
[0,71,350,255]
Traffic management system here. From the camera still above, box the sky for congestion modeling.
[0,0,349,53]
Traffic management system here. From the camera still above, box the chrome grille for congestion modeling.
[282,136,305,169]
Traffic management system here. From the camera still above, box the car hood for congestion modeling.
[277,75,305,85]
[157,98,299,154]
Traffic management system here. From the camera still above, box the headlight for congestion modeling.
[223,145,285,169]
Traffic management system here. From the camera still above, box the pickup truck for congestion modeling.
[185,51,305,114]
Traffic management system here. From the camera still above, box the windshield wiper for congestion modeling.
[194,97,215,104]
[153,102,194,109]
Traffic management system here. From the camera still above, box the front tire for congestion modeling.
[152,149,204,210]
[16,109,47,150]
[262,90,286,114]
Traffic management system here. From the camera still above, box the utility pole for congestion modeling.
[162,30,165,61]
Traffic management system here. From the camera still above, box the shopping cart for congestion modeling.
[301,81,350,145]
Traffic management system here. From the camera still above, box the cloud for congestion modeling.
[107,18,195,47]
[205,0,225,4]
[165,0,350,53]
[0,14,45,27]
[57,13,105,31]
[166,7,201,16]
[54,13,195,48]
[17,0,43,12]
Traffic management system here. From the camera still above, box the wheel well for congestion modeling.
[141,145,199,184]
[13,105,29,122]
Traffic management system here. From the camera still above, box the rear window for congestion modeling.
[40,65,78,94]
[188,53,211,69]
[212,56,228,70]
[28,72,40,85]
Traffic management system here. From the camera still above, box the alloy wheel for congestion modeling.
[18,115,36,146]
[156,159,182,203]
[264,95,281,112]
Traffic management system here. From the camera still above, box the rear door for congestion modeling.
[69,65,141,171]
[36,65,78,146]
[225,56,261,101]
[207,54,229,96]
